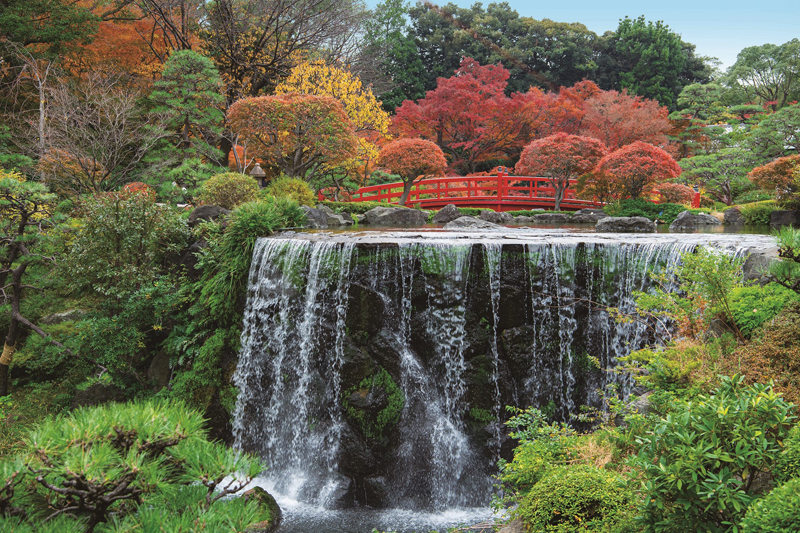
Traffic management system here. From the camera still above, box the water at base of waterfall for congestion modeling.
[256,478,498,533]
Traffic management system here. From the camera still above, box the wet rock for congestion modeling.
[724,207,745,225]
[316,204,354,226]
[40,309,87,325]
[669,210,696,231]
[570,208,607,223]
[243,487,282,533]
[365,206,428,226]
[324,474,355,509]
[443,216,503,230]
[300,206,329,228]
[771,210,800,229]
[480,210,513,224]
[363,476,389,508]
[596,216,656,233]
[741,246,779,283]
[693,212,722,225]
[355,214,368,225]
[532,212,571,223]
[337,424,378,475]
[187,205,229,228]
[513,215,535,223]
[432,204,463,224]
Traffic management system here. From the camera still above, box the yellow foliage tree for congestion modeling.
[275,60,390,191]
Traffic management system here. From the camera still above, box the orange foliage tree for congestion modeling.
[579,89,672,151]
[748,155,800,208]
[654,182,694,204]
[227,93,358,180]
[378,138,447,206]
[593,141,682,200]
[515,133,608,210]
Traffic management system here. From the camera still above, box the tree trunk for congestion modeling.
[398,180,414,206]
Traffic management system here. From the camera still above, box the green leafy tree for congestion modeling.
[679,148,758,206]
[629,376,795,533]
[198,171,259,210]
[0,0,99,53]
[0,175,66,397]
[725,39,800,111]
[62,188,190,299]
[595,16,711,109]
[746,104,800,161]
[669,83,730,156]
[150,50,225,163]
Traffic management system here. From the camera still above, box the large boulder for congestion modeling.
[532,212,571,223]
[316,204,354,226]
[364,206,428,226]
[432,203,463,224]
[570,208,607,223]
[771,210,800,229]
[300,206,329,228]
[596,216,656,233]
[187,205,230,228]
[741,246,780,283]
[670,211,722,232]
[513,215,535,223]
[443,216,504,230]
[724,207,745,225]
[243,487,282,533]
[479,209,513,224]
[669,210,696,231]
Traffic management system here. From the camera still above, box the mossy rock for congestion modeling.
[243,487,282,533]
[343,367,404,441]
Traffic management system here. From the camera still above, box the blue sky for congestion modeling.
[365,0,799,70]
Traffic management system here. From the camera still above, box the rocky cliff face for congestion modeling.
[231,230,777,510]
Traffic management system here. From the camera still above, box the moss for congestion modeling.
[342,367,405,441]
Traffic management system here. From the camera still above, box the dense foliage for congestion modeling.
[378,138,447,205]
[198,172,260,210]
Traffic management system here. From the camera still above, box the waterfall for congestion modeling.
[232,230,776,511]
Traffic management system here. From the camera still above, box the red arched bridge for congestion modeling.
[319,169,602,212]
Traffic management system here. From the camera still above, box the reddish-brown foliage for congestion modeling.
[378,138,447,205]
[594,142,682,200]
[655,182,694,204]
[122,181,156,201]
[748,154,800,207]
[579,89,672,151]
[515,133,607,210]
[393,58,564,174]
[227,93,358,179]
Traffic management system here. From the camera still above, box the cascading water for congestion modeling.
[232,229,777,521]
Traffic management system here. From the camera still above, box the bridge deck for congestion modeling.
[320,172,602,212]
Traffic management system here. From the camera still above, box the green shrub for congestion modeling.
[198,172,259,209]
[734,189,775,204]
[317,200,389,214]
[603,198,686,224]
[263,174,316,206]
[517,465,634,533]
[729,284,799,337]
[457,207,485,217]
[628,376,795,533]
[0,400,266,532]
[506,209,548,217]
[774,424,800,483]
[498,407,578,495]
[739,200,778,225]
[740,478,800,533]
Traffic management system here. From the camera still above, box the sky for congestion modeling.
[365,0,799,70]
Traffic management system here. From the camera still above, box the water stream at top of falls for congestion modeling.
[231,228,777,524]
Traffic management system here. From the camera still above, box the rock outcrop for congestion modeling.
[365,206,428,226]
[596,216,657,233]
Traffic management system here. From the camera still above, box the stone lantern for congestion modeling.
[250,163,267,188]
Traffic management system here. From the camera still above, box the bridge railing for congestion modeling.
[319,170,603,211]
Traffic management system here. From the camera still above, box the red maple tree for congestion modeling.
[593,142,682,200]
[515,133,608,210]
[378,138,447,206]
[393,58,535,174]
[579,89,672,151]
